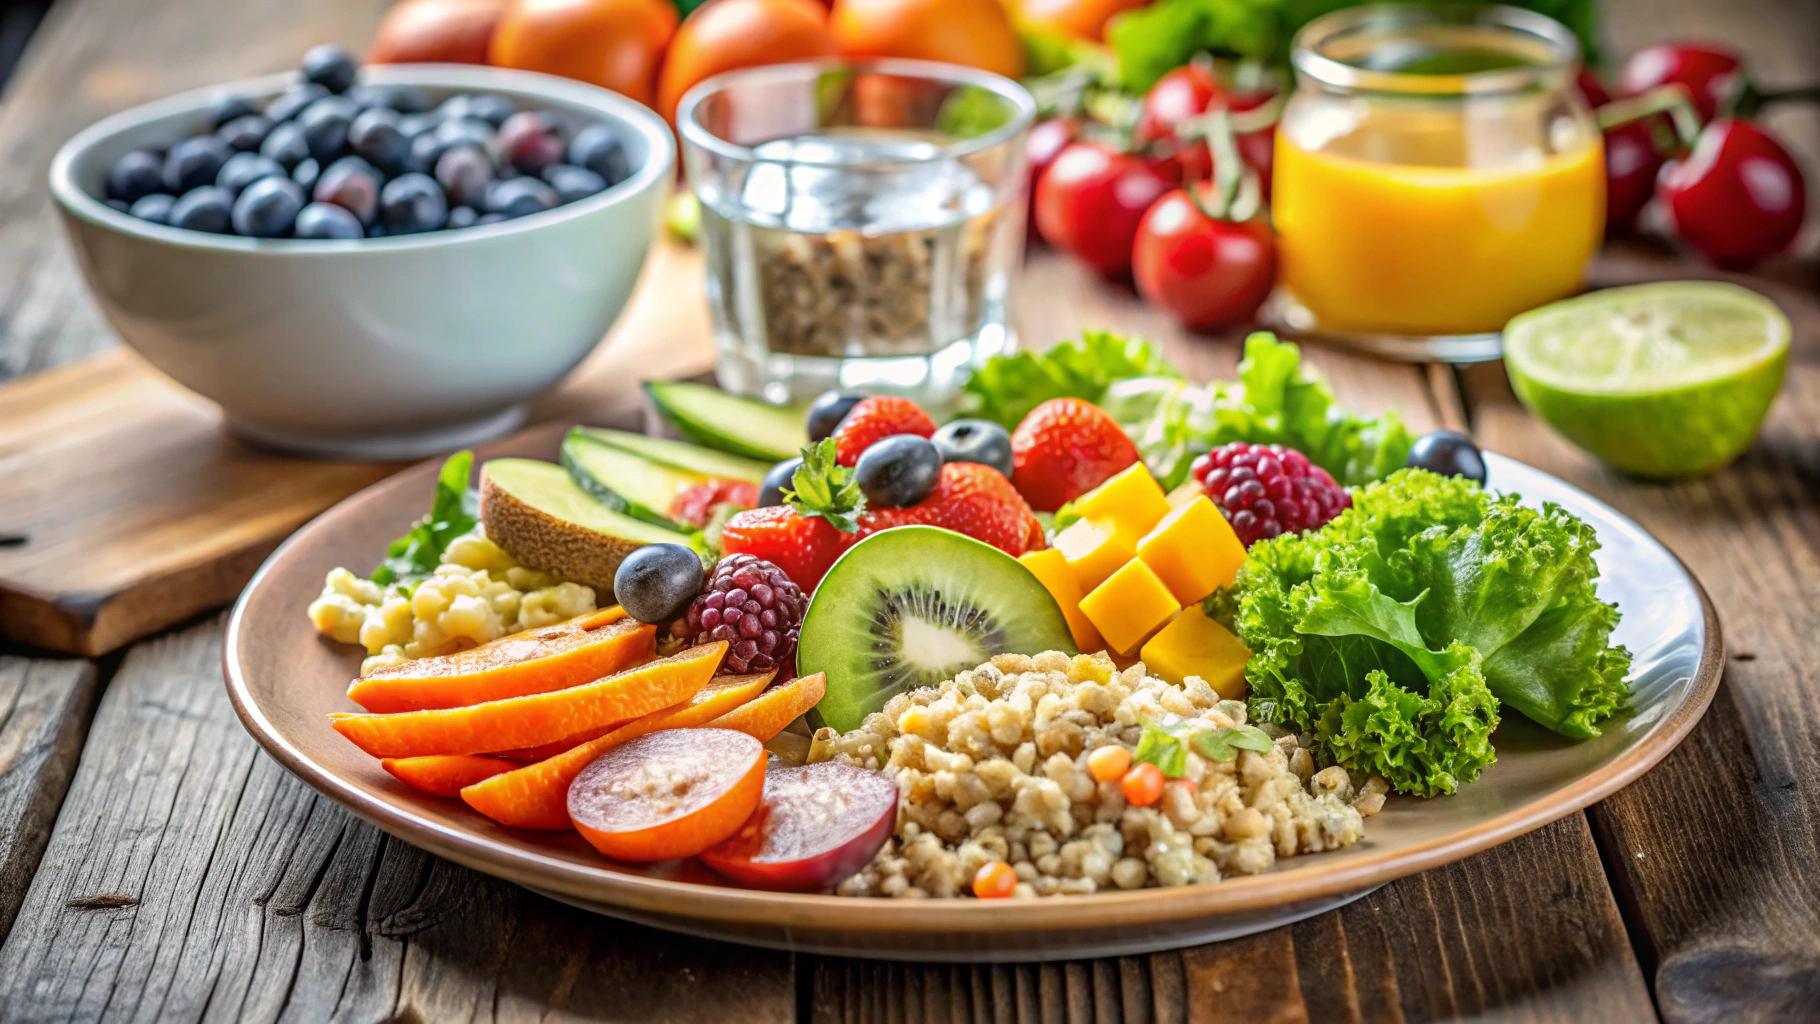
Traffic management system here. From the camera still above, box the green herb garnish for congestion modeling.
[370,450,479,590]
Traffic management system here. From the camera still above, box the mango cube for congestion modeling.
[1053,519,1135,593]
[1141,606,1249,700]
[1165,481,1203,508]
[1070,462,1172,547]
[1079,559,1181,657]
[1018,548,1105,654]
[1136,496,1248,605]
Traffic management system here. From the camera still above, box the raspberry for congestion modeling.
[1190,441,1351,547]
[679,553,807,675]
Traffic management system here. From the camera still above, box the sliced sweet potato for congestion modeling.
[461,669,775,830]
[708,673,826,741]
[347,611,653,713]
[330,642,727,759]
[382,754,517,797]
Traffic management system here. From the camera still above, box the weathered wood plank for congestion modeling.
[0,616,796,1023]
[0,654,98,941]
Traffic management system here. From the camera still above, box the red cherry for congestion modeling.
[1658,119,1806,268]
[1618,42,1744,123]
[1576,68,1612,108]
[1604,120,1665,234]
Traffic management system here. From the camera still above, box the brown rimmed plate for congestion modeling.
[224,427,1722,962]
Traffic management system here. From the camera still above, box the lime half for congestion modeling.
[1503,281,1790,478]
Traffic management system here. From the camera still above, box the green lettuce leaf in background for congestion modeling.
[961,329,1179,429]
[1225,469,1631,796]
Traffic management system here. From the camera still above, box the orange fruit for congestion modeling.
[1017,0,1149,41]
[370,0,506,64]
[656,0,840,122]
[489,0,679,107]
[830,0,1025,80]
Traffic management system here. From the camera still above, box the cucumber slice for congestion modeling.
[480,458,693,595]
[569,426,770,482]
[644,381,809,462]
[798,526,1078,734]
[561,433,705,529]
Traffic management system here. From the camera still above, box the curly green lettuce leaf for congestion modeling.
[371,450,480,589]
[961,330,1179,429]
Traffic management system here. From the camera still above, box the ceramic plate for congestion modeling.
[224,427,1721,962]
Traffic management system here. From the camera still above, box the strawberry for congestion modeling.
[668,479,759,528]
[719,506,853,593]
[1010,398,1140,512]
[831,396,937,466]
[917,462,1042,556]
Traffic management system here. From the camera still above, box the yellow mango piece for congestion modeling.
[1137,496,1248,605]
[1079,559,1181,657]
[1165,481,1203,507]
[1053,519,1135,594]
[1071,463,1172,547]
[1019,549,1105,654]
[1141,606,1249,700]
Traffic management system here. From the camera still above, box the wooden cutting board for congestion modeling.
[0,241,717,656]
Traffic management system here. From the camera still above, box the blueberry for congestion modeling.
[496,110,564,174]
[128,193,176,224]
[379,173,448,234]
[475,212,508,225]
[435,116,494,150]
[106,149,165,204]
[231,176,305,237]
[483,176,558,218]
[216,114,273,152]
[759,457,803,508]
[349,84,426,114]
[259,121,311,168]
[613,543,706,625]
[265,83,329,123]
[405,118,492,173]
[162,135,234,194]
[806,390,867,442]
[293,201,364,239]
[433,145,494,208]
[1406,430,1487,485]
[446,205,479,230]
[301,44,358,94]
[398,113,441,139]
[541,163,606,203]
[216,152,285,196]
[466,94,517,127]
[313,156,383,224]
[348,107,408,171]
[105,198,130,212]
[854,435,943,508]
[930,418,1013,477]
[298,95,358,161]
[291,157,321,193]
[168,186,234,233]
[206,93,258,131]
[568,124,630,185]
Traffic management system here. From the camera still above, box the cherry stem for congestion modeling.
[1180,110,1262,223]
[1596,84,1702,149]
[1755,83,1820,105]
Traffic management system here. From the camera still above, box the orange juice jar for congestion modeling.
[1272,5,1604,360]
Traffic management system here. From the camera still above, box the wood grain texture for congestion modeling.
[1457,238,1820,1022]
[0,616,796,1023]
[0,655,98,941]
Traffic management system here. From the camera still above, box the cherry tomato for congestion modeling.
[1132,188,1276,330]
[972,860,1018,899]
[1619,42,1743,123]
[1086,743,1131,783]
[1025,117,1076,242]
[1603,120,1664,234]
[1034,141,1172,279]
[1135,67,1276,196]
[1576,68,1612,108]
[656,0,838,120]
[1658,119,1806,268]
[1121,762,1164,807]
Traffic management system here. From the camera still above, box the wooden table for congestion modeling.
[0,0,1816,1021]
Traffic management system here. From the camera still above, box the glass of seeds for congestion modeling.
[677,60,1035,411]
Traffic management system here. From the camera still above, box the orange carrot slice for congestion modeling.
[381,754,517,797]
[330,642,726,758]
[461,669,775,830]
[707,672,827,741]
[347,612,654,713]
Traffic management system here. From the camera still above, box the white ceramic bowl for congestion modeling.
[50,65,675,460]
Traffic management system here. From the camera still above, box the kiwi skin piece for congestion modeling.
[798,526,1077,734]
[480,458,692,597]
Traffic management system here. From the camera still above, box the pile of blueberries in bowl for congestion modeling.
[101,44,634,239]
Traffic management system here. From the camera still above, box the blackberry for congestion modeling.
[679,553,805,676]
[1191,441,1351,547]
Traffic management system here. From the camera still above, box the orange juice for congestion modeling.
[1274,114,1605,337]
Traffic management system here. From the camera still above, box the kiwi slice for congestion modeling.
[798,526,1077,733]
